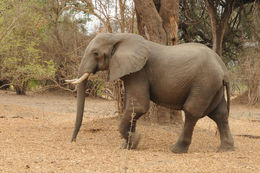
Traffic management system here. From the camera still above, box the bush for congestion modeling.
[239,46,260,105]
[230,45,260,105]
[0,0,56,94]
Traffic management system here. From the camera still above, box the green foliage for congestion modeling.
[27,80,39,90]
[0,0,56,94]
[94,80,104,96]
[1,56,55,81]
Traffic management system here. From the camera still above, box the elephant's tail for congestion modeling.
[223,80,230,114]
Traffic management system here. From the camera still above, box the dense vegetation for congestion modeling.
[0,0,259,105]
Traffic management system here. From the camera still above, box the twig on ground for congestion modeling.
[123,97,136,173]
[235,134,260,139]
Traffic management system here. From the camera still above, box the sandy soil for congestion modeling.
[0,90,260,173]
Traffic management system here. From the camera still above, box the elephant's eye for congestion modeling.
[93,52,99,57]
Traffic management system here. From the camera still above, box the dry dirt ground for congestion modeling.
[0,90,260,173]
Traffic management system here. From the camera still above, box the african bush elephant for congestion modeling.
[66,33,234,153]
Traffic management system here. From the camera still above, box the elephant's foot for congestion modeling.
[217,137,234,152]
[217,144,235,152]
[170,143,189,154]
[120,132,141,150]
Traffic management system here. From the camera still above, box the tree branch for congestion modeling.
[57,5,107,30]
[0,16,19,46]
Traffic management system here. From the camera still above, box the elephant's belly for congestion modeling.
[150,88,188,110]
[152,99,184,110]
[146,67,193,110]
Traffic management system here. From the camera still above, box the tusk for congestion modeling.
[72,73,90,84]
[66,73,90,85]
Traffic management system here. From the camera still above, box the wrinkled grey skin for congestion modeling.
[71,33,234,153]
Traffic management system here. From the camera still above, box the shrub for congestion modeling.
[239,46,260,105]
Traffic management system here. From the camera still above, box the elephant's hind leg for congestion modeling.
[208,97,234,152]
[170,112,198,153]
[170,85,216,153]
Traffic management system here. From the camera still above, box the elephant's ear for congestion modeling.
[108,37,150,81]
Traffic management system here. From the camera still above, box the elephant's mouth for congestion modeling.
[92,65,98,74]
[65,72,91,85]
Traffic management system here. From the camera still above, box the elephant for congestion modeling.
[65,33,234,153]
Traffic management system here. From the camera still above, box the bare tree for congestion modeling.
[59,0,136,33]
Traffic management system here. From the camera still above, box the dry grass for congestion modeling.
[0,91,260,172]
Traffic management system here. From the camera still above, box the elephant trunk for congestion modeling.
[71,79,87,142]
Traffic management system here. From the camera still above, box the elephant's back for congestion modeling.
[145,42,226,107]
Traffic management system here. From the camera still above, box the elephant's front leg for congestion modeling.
[119,108,145,149]
[119,70,150,149]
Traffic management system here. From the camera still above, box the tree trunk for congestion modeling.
[134,0,183,124]
[206,0,235,56]
[134,0,179,45]
[14,83,26,95]
[134,0,167,44]
[157,0,179,45]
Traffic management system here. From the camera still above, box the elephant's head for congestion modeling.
[66,33,150,142]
